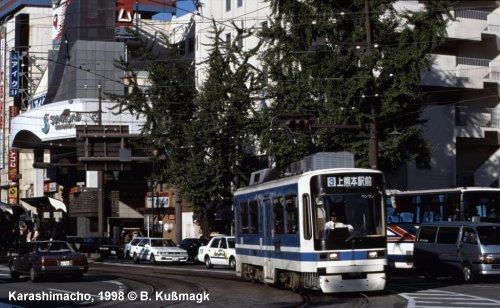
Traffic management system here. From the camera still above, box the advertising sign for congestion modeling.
[9,50,19,97]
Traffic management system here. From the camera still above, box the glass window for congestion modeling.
[273,196,284,234]
[462,227,478,245]
[436,227,459,244]
[237,0,243,7]
[303,194,311,240]
[417,226,437,243]
[226,33,231,49]
[249,200,259,233]
[226,0,231,11]
[210,238,220,248]
[239,201,248,234]
[285,194,298,234]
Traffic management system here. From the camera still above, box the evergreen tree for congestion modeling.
[259,0,453,173]
[181,20,262,235]
[109,30,196,199]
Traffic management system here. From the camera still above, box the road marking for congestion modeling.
[399,289,500,308]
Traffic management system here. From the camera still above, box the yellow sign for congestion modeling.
[8,186,18,204]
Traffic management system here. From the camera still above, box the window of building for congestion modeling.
[226,0,231,11]
[226,33,231,49]
[237,0,243,7]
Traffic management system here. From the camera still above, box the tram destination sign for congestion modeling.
[326,175,374,188]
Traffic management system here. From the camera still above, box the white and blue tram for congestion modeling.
[233,167,387,293]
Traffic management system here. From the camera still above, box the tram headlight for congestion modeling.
[328,252,340,261]
[479,254,495,264]
[368,250,385,259]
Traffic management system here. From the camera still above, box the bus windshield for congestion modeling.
[315,192,384,248]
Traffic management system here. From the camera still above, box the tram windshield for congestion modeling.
[314,192,384,249]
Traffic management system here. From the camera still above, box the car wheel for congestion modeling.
[30,266,39,282]
[9,265,20,280]
[423,266,436,282]
[229,256,236,270]
[150,254,156,265]
[462,264,474,283]
[133,253,140,264]
[205,256,213,269]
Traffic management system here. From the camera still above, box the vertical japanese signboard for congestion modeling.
[0,28,5,169]
[9,50,19,97]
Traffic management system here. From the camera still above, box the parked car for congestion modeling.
[81,237,124,259]
[131,237,188,264]
[197,235,236,270]
[9,240,88,282]
[66,236,85,252]
[124,237,143,259]
[414,221,500,282]
[178,238,209,262]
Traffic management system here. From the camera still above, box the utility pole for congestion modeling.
[365,0,378,169]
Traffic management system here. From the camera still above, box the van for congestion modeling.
[414,221,500,282]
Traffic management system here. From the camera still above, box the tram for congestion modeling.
[233,155,387,293]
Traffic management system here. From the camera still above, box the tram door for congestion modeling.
[261,196,275,282]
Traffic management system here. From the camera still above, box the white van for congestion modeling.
[414,221,500,282]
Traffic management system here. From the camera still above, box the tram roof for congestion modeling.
[386,187,500,196]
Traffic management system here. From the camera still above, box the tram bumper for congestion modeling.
[319,271,386,293]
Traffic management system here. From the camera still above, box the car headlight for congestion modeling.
[368,250,385,259]
[479,254,495,264]
[328,252,339,261]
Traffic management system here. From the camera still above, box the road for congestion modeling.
[1,259,500,307]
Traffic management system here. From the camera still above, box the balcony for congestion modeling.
[447,9,488,40]
[422,55,491,89]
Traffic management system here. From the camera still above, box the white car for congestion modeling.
[198,236,236,270]
[123,237,143,259]
[130,237,188,264]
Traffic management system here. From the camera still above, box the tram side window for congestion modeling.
[240,201,249,234]
[285,194,298,234]
[302,194,312,240]
[249,200,259,234]
[273,196,284,234]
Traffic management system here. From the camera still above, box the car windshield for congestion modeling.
[477,226,500,245]
[100,238,114,244]
[36,241,74,253]
[151,239,176,247]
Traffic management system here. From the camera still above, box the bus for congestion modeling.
[386,187,500,269]
[234,165,387,293]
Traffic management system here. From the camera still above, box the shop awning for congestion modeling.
[117,200,143,218]
[0,202,13,215]
[20,197,67,213]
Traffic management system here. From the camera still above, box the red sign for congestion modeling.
[8,149,18,181]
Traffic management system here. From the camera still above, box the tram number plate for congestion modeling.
[60,261,71,266]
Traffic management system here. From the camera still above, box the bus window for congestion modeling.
[249,200,259,234]
[273,196,284,234]
[285,194,298,234]
[240,201,249,234]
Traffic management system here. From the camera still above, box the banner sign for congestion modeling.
[9,50,19,97]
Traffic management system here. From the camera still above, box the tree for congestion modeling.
[180,20,263,236]
[109,30,197,227]
[258,0,453,173]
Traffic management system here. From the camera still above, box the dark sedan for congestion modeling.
[9,240,88,282]
[178,238,209,262]
[81,237,124,259]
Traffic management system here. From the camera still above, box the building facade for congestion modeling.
[195,0,500,190]
[0,0,196,240]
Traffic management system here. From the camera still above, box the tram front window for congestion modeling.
[314,193,384,250]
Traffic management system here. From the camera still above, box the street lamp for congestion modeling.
[147,177,157,237]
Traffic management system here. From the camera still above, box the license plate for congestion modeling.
[111,251,116,255]
[172,257,179,261]
[60,261,71,266]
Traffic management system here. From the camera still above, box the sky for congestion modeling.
[153,0,196,20]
